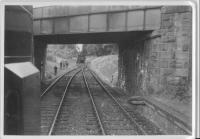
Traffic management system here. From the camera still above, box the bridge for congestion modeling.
[33,6,162,86]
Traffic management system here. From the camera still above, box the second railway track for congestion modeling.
[85,68,164,135]
[84,68,144,135]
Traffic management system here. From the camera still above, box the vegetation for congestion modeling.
[46,44,118,62]
[83,44,118,56]
[47,44,78,61]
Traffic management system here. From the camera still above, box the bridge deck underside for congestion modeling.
[34,31,151,44]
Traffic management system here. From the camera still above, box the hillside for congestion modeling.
[89,55,118,87]
[47,44,78,61]
[45,44,78,81]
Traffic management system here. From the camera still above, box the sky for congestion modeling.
[75,44,83,52]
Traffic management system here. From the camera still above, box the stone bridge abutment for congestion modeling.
[117,6,192,98]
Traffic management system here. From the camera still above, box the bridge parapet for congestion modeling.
[33,6,161,35]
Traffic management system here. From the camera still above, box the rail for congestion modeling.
[48,69,81,135]
[82,68,106,135]
[41,66,78,98]
[88,68,147,135]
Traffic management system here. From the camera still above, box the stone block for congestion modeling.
[175,60,184,68]
[150,52,158,60]
[162,6,192,14]
[160,68,174,76]
[149,60,159,68]
[182,44,189,51]
[161,13,173,21]
[159,28,170,35]
[161,14,174,29]
[183,61,189,68]
[182,29,192,37]
[151,44,158,52]
[159,43,169,51]
[182,12,192,20]
[169,60,188,69]
[159,52,172,59]
[167,43,177,51]
[162,34,176,42]
[169,60,176,68]
[149,68,160,75]
[161,21,174,29]
[160,60,168,68]
[175,69,188,77]
[175,51,189,60]
[167,76,181,85]
[176,35,191,52]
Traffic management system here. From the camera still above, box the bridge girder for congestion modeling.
[33,6,161,35]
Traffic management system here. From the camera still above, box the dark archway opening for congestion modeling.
[34,31,152,95]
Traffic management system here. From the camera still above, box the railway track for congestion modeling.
[41,66,101,135]
[51,69,100,135]
[84,68,146,135]
[41,66,163,135]
[86,68,164,135]
[40,67,81,135]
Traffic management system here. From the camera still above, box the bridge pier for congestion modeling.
[34,39,47,81]
[118,39,147,95]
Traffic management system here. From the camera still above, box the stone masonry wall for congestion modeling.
[118,6,192,99]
